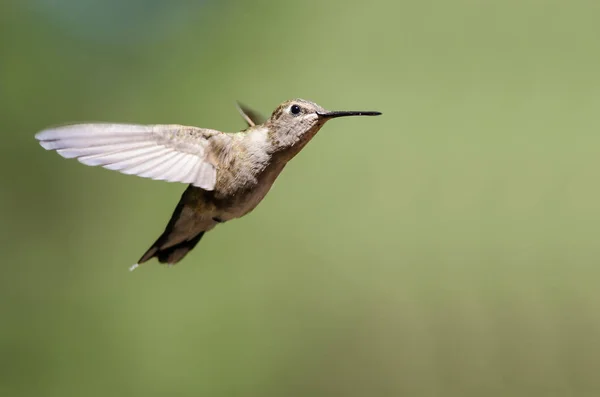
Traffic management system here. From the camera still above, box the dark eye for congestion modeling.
[290,104,301,115]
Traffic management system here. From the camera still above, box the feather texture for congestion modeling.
[35,123,219,190]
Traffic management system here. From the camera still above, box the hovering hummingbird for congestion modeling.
[35,99,381,270]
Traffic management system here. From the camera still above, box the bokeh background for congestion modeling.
[3,1,600,396]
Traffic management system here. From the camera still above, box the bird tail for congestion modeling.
[132,186,210,269]
[137,231,205,266]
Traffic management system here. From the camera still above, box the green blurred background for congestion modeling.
[2,0,600,395]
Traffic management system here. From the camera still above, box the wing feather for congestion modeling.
[35,123,220,190]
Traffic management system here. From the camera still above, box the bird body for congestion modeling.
[35,99,381,269]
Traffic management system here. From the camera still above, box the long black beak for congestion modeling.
[317,110,382,119]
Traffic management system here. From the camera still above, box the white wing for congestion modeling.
[35,123,219,190]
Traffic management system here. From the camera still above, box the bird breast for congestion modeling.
[210,127,285,220]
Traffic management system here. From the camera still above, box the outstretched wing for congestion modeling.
[236,101,266,127]
[35,123,221,190]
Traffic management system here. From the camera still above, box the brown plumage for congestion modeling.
[35,99,381,269]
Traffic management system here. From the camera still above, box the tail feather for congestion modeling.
[134,185,212,267]
[157,232,205,263]
[139,231,205,265]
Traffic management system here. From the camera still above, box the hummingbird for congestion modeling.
[35,99,381,270]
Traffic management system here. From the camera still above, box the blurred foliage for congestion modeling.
[2,0,600,396]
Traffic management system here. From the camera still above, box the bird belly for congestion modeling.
[215,161,286,221]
